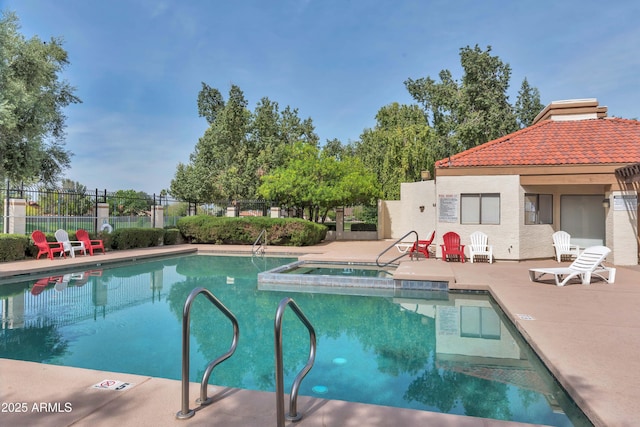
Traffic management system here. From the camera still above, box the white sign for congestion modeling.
[92,379,135,391]
[613,194,637,211]
[438,194,458,223]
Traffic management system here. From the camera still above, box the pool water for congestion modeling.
[0,254,591,426]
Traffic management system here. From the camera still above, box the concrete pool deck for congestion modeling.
[1,241,638,426]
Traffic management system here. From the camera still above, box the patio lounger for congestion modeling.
[529,245,616,286]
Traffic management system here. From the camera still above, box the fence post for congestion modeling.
[97,203,109,233]
[153,205,164,229]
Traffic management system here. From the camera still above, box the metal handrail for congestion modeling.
[274,297,317,426]
[376,230,419,267]
[176,287,239,420]
[252,229,267,256]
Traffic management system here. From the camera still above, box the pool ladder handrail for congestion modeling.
[176,287,239,420]
[376,230,419,268]
[274,297,317,426]
[252,228,267,256]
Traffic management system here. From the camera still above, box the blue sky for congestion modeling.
[3,0,639,195]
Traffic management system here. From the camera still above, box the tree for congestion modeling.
[108,189,152,216]
[171,84,318,202]
[405,45,540,155]
[515,78,544,128]
[257,142,381,222]
[0,11,81,185]
[355,103,439,199]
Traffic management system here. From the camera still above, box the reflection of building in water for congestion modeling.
[396,295,562,412]
[1,268,165,329]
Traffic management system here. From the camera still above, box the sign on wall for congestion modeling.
[438,194,458,223]
[613,194,638,211]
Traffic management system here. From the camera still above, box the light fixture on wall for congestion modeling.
[602,198,610,208]
[419,205,425,212]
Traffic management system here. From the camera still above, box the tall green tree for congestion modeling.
[0,11,81,185]
[171,84,318,202]
[405,45,540,155]
[515,78,544,128]
[355,103,438,199]
[258,142,381,222]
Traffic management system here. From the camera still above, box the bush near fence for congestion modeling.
[0,234,30,262]
[109,228,166,250]
[177,216,327,246]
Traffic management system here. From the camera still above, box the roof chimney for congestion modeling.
[532,98,608,125]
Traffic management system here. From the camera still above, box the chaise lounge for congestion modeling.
[529,245,616,287]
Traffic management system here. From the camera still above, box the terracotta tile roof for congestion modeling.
[435,118,640,168]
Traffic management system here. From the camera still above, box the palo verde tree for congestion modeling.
[355,103,439,199]
[258,142,381,222]
[0,11,81,185]
[404,45,541,155]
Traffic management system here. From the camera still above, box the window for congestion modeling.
[525,194,553,224]
[460,306,501,340]
[460,193,500,224]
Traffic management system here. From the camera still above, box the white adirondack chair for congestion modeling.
[469,231,493,263]
[552,231,580,262]
[55,229,86,258]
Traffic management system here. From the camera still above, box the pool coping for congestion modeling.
[1,241,639,426]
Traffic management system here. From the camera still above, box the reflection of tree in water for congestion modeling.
[0,324,68,363]
[405,367,512,420]
[165,256,436,390]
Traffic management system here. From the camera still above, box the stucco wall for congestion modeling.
[379,181,436,240]
[435,175,520,261]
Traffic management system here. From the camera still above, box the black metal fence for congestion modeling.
[1,183,276,235]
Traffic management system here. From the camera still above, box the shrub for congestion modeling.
[177,216,327,246]
[0,234,30,262]
[110,228,165,250]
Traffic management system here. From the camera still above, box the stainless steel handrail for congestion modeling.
[252,229,267,256]
[274,297,316,426]
[376,230,419,267]
[176,287,239,420]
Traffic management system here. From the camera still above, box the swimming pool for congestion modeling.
[0,254,591,426]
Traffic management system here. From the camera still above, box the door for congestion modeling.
[560,195,606,248]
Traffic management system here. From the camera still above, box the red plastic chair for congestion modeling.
[31,230,66,260]
[76,229,105,255]
[409,230,436,259]
[440,231,465,263]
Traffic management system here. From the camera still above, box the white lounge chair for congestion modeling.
[529,245,616,287]
[469,231,493,263]
[552,230,580,262]
[55,229,86,258]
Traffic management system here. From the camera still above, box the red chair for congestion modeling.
[75,229,105,255]
[409,230,436,259]
[440,231,465,263]
[31,230,66,260]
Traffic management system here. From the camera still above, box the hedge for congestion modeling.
[177,216,327,246]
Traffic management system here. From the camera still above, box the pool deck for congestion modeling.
[1,241,639,427]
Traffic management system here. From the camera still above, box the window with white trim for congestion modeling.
[524,194,553,225]
[460,193,500,224]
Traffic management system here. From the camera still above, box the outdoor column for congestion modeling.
[270,207,280,218]
[6,198,26,235]
[152,205,164,229]
[607,190,638,265]
[226,206,238,217]
[335,207,344,240]
[97,203,110,232]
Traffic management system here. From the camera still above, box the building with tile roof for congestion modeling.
[379,99,640,266]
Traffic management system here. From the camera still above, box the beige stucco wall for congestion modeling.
[379,175,639,265]
[435,175,521,261]
[379,181,436,240]
[608,190,638,265]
